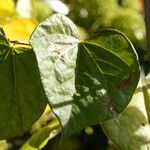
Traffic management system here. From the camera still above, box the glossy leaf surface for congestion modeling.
[30,14,140,137]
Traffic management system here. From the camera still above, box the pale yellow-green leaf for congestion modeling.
[20,119,60,150]
[143,73,150,123]
[0,140,8,150]
[31,105,53,134]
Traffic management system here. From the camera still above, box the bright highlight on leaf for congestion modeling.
[0,27,47,140]
[30,14,140,137]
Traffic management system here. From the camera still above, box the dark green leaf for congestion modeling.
[0,27,9,45]
[101,78,150,149]
[0,29,47,139]
[30,14,139,137]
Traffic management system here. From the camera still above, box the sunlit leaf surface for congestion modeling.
[30,14,139,137]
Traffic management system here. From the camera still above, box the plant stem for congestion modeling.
[10,40,30,46]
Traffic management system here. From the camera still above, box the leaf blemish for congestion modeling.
[105,97,115,111]
[117,73,132,91]
[54,48,62,55]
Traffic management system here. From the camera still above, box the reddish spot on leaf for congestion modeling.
[117,73,132,91]
[54,48,62,55]
[105,97,115,111]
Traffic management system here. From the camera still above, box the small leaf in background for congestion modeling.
[0,140,8,150]
[68,0,118,32]
[142,73,150,123]
[118,0,142,12]
[111,9,146,44]
[30,105,55,134]
[30,14,139,138]
[3,18,37,43]
[0,28,47,140]
[101,76,150,150]
[20,119,60,150]
[31,0,53,21]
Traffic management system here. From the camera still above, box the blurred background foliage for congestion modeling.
[0,0,149,149]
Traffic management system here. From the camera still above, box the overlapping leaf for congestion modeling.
[101,75,150,150]
[30,14,140,137]
[0,28,47,139]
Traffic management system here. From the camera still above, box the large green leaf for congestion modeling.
[30,14,139,137]
[101,75,150,149]
[0,28,47,139]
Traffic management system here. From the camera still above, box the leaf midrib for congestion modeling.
[82,42,108,90]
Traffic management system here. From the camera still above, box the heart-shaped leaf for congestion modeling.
[0,28,47,139]
[30,14,140,137]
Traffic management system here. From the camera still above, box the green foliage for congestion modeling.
[111,9,146,44]
[20,119,60,150]
[68,0,145,47]
[31,0,53,21]
[0,0,148,149]
[0,27,47,140]
[101,74,150,149]
[44,134,82,150]
[69,0,118,31]
[117,0,142,12]
[30,14,139,138]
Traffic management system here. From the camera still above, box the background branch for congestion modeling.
[144,0,150,61]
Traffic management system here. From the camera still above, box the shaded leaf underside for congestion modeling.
[0,28,47,139]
